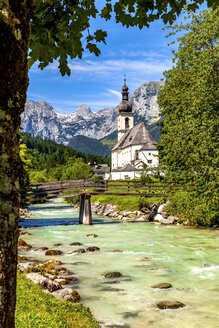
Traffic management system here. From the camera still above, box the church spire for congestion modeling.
[122,74,129,101]
[117,75,134,141]
[118,74,132,112]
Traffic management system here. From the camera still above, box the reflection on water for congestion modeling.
[19,199,219,328]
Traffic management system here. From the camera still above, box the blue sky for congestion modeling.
[27,12,178,113]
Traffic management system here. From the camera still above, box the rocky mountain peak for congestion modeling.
[75,104,91,116]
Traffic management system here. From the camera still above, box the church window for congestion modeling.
[148,160,152,164]
[125,117,130,129]
[129,136,133,141]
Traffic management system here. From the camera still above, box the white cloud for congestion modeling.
[107,89,121,100]
[31,57,171,82]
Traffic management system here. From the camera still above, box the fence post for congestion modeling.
[149,181,151,193]
[60,180,63,195]
[105,180,108,192]
[127,181,130,193]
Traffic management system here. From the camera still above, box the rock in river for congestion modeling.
[35,247,49,251]
[45,250,63,256]
[86,233,98,238]
[71,248,86,254]
[104,272,123,278]
[70,242,83,246]
[151,283,172,289]
[156,300,185,309]
[139,257,152,261]
[18,239,32,249]
[87,246,100,252]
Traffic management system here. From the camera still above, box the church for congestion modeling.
[111,78,159,180]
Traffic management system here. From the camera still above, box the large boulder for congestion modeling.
[18,239,32,249]
[52,288,80,302]
[154,214,163,222]
[156,300,185,309]
[19,230,30,236]
[108,211,119,217]
[87,246,100,252]
[161,216,178,225]
[45,250,63,256]
[37,259,63,275]
[157,203,167,214]
[18,255,28,261]
[70,242,83,246]
[54,267,69,275]
[102,204,117,216]
[18,261,38,273]
[26,273,61,292]
[119,210,133,217]
[70,248,86,254]
[147,205,158,221]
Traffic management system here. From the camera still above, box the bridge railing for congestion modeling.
[21,179,180,202]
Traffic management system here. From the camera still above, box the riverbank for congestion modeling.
[18,199,219,327]
[72,201,184,226]
[16,271,99,328]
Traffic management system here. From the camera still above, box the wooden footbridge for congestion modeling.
[22,179,178,225]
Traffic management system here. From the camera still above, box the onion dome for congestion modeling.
[118,75,132,113]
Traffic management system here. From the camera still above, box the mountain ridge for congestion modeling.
[21,81,163,146]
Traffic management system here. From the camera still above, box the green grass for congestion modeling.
[16,272,99,328]
[91,195,166,211]
[91,179,167,211]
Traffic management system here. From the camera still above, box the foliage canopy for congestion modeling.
[20,132,110,183]
[158,8,219,226]
[29,0,217,75]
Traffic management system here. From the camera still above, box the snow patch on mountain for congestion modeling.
[21,81,163,145]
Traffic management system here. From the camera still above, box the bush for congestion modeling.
[165,189,219,227]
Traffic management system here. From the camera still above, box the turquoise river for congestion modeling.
[19,199,219,328]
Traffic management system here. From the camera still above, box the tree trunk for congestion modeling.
[0,1,33,327]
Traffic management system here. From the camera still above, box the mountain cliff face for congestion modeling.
[21,81,163,145]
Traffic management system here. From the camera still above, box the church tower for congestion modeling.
[117,75,134,141]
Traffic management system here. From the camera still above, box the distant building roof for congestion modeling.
[113,163,138,172]
[112,122,157,151]
[91,165,110,174]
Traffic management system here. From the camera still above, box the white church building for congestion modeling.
[111,79,159,180]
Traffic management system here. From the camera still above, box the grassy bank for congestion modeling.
[16,272,99,328]
[91,195,166,211]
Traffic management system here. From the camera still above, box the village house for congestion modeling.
[111,78,159,180]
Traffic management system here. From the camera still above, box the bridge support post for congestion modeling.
[79,194,92,225]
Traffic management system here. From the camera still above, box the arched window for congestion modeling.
[125,117,129,129]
